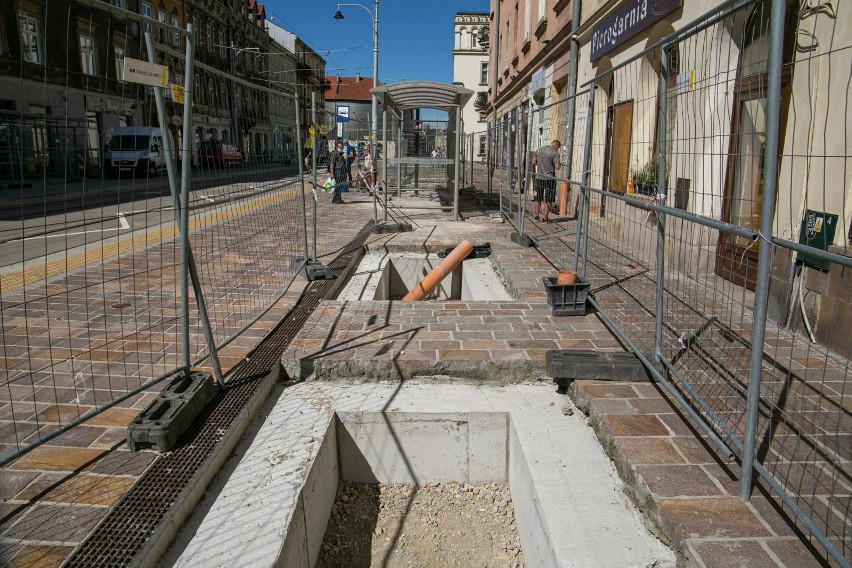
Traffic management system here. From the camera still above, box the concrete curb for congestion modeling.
[568,381,679,559]
[287,357,545,384]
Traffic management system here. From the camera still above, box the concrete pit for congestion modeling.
[338,252,513,302]
[164,382,675,568]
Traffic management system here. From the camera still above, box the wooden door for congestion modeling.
[609,101,633,194]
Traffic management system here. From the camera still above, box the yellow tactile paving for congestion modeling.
[0,185,303,294]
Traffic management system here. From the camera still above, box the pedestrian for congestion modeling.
[303,147,312,173]
[431,148,438,158]
[328,142,346,204]
[530,139,562,222]
[361,145,375,190]
[342,139,355,183]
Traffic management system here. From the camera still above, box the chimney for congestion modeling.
[355,72,361,81]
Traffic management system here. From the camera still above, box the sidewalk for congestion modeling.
[1,188,836,567]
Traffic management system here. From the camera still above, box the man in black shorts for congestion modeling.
[530,139,562,222]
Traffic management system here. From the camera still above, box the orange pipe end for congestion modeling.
[402,240,474,301]
[559,181,569,216]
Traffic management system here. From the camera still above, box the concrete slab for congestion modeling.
[162,381,674,568]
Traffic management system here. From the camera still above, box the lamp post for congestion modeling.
[333,1,379,148]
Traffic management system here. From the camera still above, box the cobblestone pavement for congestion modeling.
[1,185,842,567]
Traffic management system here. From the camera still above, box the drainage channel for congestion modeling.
[65,226,371,567]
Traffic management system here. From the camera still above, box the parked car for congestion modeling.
[104,126,172,178]
[199,140,242,168]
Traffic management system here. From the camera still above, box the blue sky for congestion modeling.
[265,0,490,116]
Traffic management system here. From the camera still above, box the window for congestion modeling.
[219,29,225,57]
[207,22,213,52]
[112,0,125,8]
[141,3,153,33]
[478,135,486,156]
[80,34,96,75]
[480,62,489,85]
[158,9,167,43]
[538,0,546,23]
[20,15,43,64]
[524,0,531,41]
[193,16,201,45]
[115,46,125,80]
[172,16,180,47]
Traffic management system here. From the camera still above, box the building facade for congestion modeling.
[451,12,489,136]
[323,74,380,148]
[294,38,326,149]
[486,0,851,352]
[0,0,323,179]
[267,22,298,164]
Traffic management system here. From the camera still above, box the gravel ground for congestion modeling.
[316,481,526,568]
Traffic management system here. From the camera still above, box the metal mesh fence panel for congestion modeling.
[174,40,306,361]
[544,0,850,562]
[0,8,308,465]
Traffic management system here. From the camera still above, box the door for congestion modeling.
[608,101,633,194]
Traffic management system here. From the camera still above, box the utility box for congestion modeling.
[798,209,838,270]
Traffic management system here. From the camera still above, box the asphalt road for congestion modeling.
[0,164,303,268]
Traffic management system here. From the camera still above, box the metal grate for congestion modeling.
[64,229,370,567]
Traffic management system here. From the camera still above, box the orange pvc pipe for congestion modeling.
[402,240,474,301]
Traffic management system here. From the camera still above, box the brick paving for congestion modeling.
[1,185,845,566]
[0,185,376,568]
[571,380,839,567]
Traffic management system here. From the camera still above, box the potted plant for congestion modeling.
[629,159,658,196]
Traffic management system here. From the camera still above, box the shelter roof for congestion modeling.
[372,81,473,113]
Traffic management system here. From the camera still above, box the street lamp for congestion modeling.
[333,1,379,150]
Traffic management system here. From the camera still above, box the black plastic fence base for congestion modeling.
[546,350,655,382]
[510,232,534,247]
[371,223,413,234]
[303,260,334,281]
[542,277,592,316]
[127,371,218,452]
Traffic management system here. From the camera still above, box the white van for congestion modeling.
[104,126,173,178]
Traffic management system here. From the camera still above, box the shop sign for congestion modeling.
[591,0,682,62]
[123,57,169,87]
[170,84,186,104]
[676,70,695,95]
[531,67,545,94]
[87,95,128,115]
